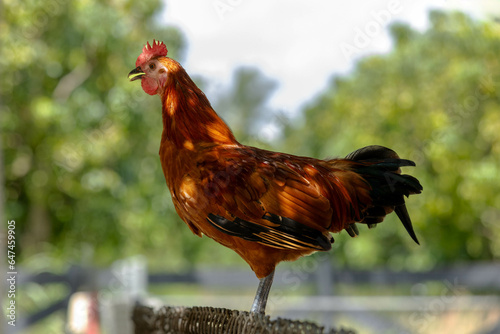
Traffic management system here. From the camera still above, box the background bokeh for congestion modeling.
[1,1,499,333]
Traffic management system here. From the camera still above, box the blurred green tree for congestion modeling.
[214,67,279,145]
[283,11,500,270]
[0,0,193,269]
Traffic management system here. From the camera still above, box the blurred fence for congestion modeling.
[9,257,500,334]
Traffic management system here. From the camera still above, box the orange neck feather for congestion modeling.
[159,58,237,148]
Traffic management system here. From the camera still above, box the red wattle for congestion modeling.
[141,77,158,95]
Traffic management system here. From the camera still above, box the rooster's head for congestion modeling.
[128,40,169,96]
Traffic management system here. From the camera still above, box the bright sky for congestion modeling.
[162,0,488,115]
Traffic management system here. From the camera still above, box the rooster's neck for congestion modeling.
[159,59,237,149]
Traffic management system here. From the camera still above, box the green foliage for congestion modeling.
[0,0,194,269]
[284,11,500,270]
[214,67,279,146]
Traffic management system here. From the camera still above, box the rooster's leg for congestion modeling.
[250,270,275,314]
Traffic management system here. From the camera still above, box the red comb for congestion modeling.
[135,40,168,67]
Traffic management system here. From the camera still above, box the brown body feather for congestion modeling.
[153,58,423,278]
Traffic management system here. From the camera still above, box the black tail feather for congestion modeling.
[346,145,422,244]
[345,145,399,160]
[395,204,420,245]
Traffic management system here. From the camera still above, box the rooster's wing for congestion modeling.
[173,145,341,252]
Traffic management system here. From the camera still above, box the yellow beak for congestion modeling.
[128,67,145,81]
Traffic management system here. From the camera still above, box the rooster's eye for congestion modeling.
[149,63,156,70]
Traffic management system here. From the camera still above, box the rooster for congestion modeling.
[128,40,422,314]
